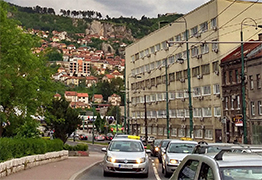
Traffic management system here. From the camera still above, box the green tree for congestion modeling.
[45,97,81,143]
[0,1,57,137]
[45,48,63,61]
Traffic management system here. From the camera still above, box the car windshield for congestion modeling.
[220,167,262,180]
[108,141,144,152]
[168,143,195,153]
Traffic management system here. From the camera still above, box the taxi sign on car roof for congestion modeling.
[128,135,140,140]
[180,137,193,141]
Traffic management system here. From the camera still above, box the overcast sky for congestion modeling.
[4,0,214,19]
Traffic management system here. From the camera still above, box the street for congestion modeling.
[76,149,170,180]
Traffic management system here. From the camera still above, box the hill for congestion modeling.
[7,3,183,40]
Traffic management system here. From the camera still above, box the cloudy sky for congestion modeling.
[4,0,213,19]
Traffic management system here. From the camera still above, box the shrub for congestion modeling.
[63,143,88,151]
[0,138,64,162]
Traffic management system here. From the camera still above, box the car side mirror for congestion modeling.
[146,149,151,154]
[101,147,107,152]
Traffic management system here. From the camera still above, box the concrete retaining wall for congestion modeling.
[0,150,68,177]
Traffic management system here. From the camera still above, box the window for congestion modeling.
[251,101,255,116]
[237,95,240,109]
[199,163,214,180]
[158,127,164,136]
[201,64,210,75]
[131,55,135,63]
[169,109,176,117]
[191,46,199,57]
[184,109,189,117]
[257,74,261,89]
[202,86,211,95]
[144,48,149,57]
[139,51,144,59]
[195,129,203,138]
[190,26,198,37]
[250,75,254,90]
[171,128,177,137]
[168,37,174,47]
[178,160,199,180]
[162,41,168,50]
[150,62,155,70]
[203,107,212,117]
[178,128,186,137]
[212,61,219,72]
[175,52,183,61]
[135,53,139,60]
[235,69,239,83]
[225,97,228,110]
[212,39,218,51]
[182,31,187,40]
[169,72,175,82]
[150,46,155,54]
[169,92,176,99]
[183,70,188,79]
[258,101,262,115]
[175,34,182,41]
[229,71,233,84]
[155,43,161,51]
[192,67,200,77]
[168,55,175,64]
[177,109,185,117]
[214,107,221,117]
[176,71,183,80]
[211,17,217,29]
[177,91,184,98]
[213,84,220,94]
[193,87,201,97]
[153,127,157,135]
[204,129,213,139]
[231,96,234,110]
[200,21,208,33]
[193,108,202,117]
[200,43,209,54]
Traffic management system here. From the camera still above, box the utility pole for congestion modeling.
[144,95,148,146]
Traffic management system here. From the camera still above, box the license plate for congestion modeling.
[119,164,133,169]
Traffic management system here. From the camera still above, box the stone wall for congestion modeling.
[0,150,68,177]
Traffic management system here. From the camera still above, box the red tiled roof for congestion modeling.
[65,91,77,96]
[94,94,103,98]
[77,93,88,97]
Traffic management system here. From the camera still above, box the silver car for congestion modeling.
[101,138,149,177]
[169,150,262,180]
[162,140,197,177]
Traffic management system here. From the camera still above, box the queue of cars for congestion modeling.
[101,136,262,179]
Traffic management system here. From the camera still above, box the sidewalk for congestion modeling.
[1,152,104,180]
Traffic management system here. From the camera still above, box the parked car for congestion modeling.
[78,134,88,140]
[101,137,150,177]
[150,139,162,157]
[105,133,113,141]
[95,134,105,141]
[169,150,262,180]
[162,140,197,177]
[158,139,172,163]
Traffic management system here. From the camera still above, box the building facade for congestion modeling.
[125,0,262,142]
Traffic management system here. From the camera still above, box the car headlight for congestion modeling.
[106,156,116,163]
[169,159,179,165]
[155,147,159,151]
[136,157,145,164]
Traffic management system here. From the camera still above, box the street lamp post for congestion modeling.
[240,18,260,144]
[178,16,193,138]
[165,58,170,139]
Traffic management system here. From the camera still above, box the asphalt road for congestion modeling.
[76,155,171,180]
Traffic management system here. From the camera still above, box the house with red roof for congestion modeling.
[64,91,78,102]
[108,94,121,106]
[77,93,89,104]
[93,94,103,103]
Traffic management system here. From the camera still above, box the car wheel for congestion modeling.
[103,171,110,177]
[143,171,149,178]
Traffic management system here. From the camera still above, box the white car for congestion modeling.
[102,137,150,177]
[169,150,262,180]
[162,140,197,177]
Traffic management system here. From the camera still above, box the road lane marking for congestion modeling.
[151,159,161,180]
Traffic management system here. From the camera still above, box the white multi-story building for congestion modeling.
[125,0,262,142]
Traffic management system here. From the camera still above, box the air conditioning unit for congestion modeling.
[195,33,201,38]
[197,54,202,59]
[181,124,186,128]
[212,49,219,53]
[197,74,203,79]
[212,26,218,31]
[181,117,186,121]
[176,59,184,64]
[214,70,219,75]
[147,70,151,74]
[200,117,204,121]
[198,96,204,100]
[201,125,205,129]
[180,78,185,83]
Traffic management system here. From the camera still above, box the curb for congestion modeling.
[69,160,103,180]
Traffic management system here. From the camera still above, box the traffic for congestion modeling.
[75,135,262,180]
